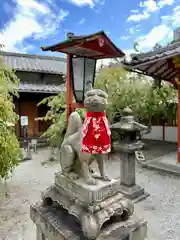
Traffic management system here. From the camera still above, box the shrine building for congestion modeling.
[0,51,66,138]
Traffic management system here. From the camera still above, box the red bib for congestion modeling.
[82,112,111,154]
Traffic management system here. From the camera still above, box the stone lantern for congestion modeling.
[111,107,150,202]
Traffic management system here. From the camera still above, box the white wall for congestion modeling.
[165,126,177,142]
[143,126,163,141]
[143,126,177,143]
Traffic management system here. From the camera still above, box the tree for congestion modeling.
[37,92,67,147]
[95,67,177,125]
[38,67,177,147]
[133,41,142,53]
[0,59,22,180]
[37,90,86,148]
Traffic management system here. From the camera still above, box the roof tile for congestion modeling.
[0,51,66,75]
[18,83,65,94]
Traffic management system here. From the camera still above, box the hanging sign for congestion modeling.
[20,116,28,126]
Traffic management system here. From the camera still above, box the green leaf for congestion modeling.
[0,59,22,180]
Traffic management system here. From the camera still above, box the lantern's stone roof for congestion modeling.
[0,51,66,75]
[122,41,180,82]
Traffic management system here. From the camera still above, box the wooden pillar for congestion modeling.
[66,54,73,121]
[178,86,180,162]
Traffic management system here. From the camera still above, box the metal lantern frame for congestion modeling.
[71,56,97,104]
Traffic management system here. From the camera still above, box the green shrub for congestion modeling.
[0,60,22,180]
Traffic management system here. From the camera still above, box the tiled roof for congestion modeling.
[127,41,180,65]
[18,83,65,94]
[123,41,180,82]
[0,51,66,75]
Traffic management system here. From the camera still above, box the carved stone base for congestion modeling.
[41,172,135,239]
[54,172,121,204]
[119,184,149,203]
[30,201,147,240]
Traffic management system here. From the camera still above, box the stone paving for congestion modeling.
[0,147,180,240]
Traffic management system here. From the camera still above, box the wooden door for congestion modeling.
[19,101,38,137]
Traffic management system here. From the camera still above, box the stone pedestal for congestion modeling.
[41,172,135,239]
[31,171,148,239]
[119,151,149,203]
[30,201,147,240]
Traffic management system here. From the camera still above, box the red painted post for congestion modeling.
[66,54,73,121]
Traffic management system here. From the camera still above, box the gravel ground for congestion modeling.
[0,145,180,240]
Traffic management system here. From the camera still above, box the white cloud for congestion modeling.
[124,48,134,55]
[127,11,150,22]
[136,24,170,50]
[172,6,180,25]
[128,0,175,22]
[34,9,69,39]
[131,9,139,13]
[96,58,118,69]
[78,18,85,24]
[140,0,158,12]
[120,36,131,40]
[127,25,141,34]
[136,5,180,51]
[174,6,180,11]
[96,49,134,69]
[68,0,95,8]
[161,5,180,26]
[158,0,174,8]
[15,43,35,53]
[16,0,50,14]
[0,0,69,52]
[68,0,105,8]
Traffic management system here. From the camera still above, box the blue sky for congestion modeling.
[0,0,180,63]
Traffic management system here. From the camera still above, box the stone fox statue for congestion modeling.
[59,89,111,185]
